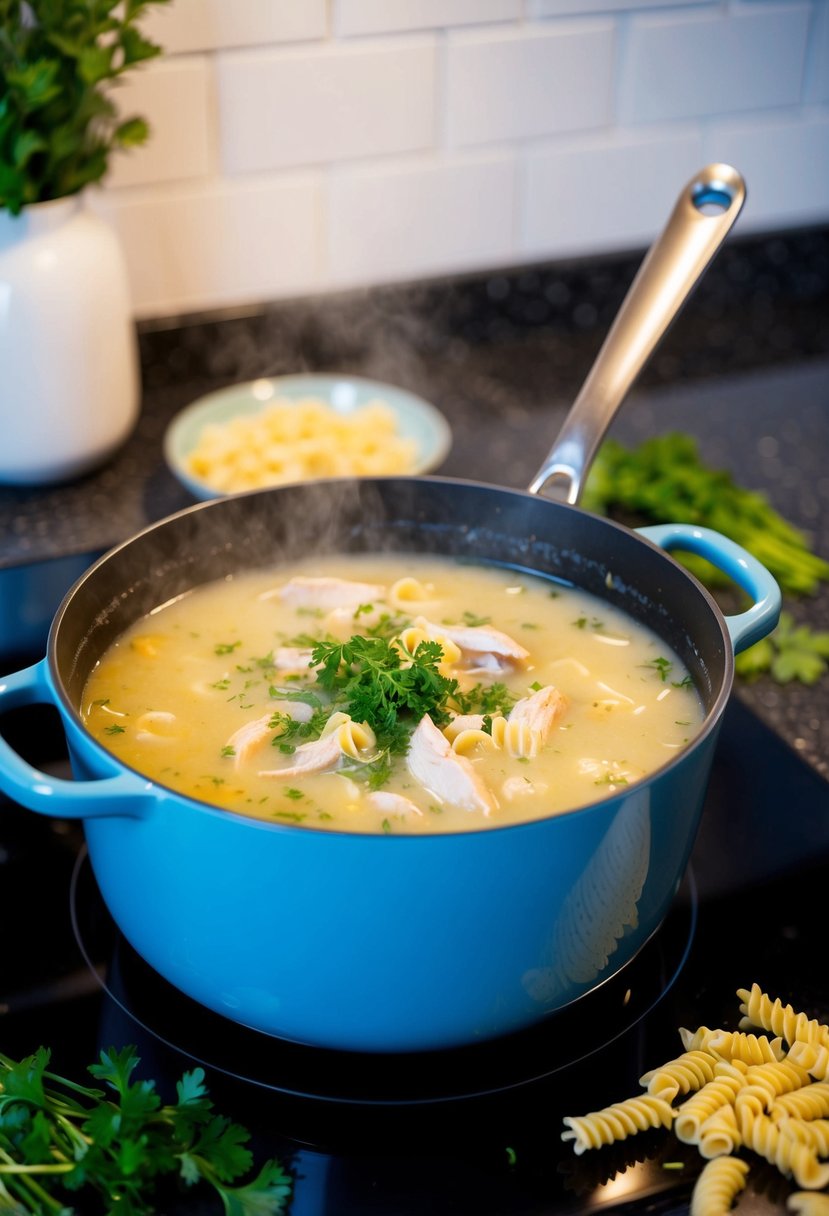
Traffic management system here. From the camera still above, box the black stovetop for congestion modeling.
[1,694,827,1216]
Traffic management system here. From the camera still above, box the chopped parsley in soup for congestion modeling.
[82,556,704,833]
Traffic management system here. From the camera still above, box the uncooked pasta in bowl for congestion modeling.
[164,373,452,500]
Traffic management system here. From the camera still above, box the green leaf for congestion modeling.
[12,129,48,168]
[0,1046,50,1109]
[178,1151,203,1186]
[79,44,115,85]
[176,1067,209,1108]
[5,60,62,108]
[771,648,826,685]
[734,612,829,685]
[189,1117,253,1184]
[216,1159,293,1216]
[19,1110,53,1164]
[119,26,162,66]
[734,636,774,679]
[88,1046,140,1094]
[83,1101,122,1150]
[45,31,85,59]
[114,116,149,147]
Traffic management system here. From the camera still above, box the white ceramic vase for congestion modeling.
[0,194,139,484]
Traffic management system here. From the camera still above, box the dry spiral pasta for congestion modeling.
[736,1059,813,1111]
[641,1049,719,1102]
[698,1104,741,1159]
[781,1119,829,1155]
[738,984,829,1050]
[674,1073,745,1145]
[788,1042,829,1082]
[561,984,829,1213]
[690,1156,749,1216]
[704,1029,786,1065]
[737,1107,829,1190]
[788,1193,829,1216]
[561,1094,674,1154]
[772,1082,829,1122]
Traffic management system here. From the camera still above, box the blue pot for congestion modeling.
[0,479,779,1052]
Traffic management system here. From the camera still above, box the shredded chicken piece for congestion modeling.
[508,684,567,743]
[271,646,315,674]
[225,713,274,768]
[414,615,529,674]
[324,604,384,638]
[263,577,385,611]
[366,791,423,818]
[224,702,314,769]
[443,713,486,742]
[259,712,375,780]
[502,775,548,801]
[407,714,497,815]
[259,730,344,779]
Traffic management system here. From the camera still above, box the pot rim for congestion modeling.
[48,475,735,838]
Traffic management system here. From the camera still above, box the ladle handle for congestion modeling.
[529,163,746,504]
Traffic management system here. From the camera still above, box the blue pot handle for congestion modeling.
[637,524,781,654]
[0,660,152,819]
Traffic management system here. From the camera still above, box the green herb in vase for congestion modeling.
[0,0,169,213]
[0,0,170,485]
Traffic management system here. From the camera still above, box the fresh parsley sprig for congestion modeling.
[0,1045,291,1215]
[310,635,460,754]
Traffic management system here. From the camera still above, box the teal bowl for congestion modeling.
[164,373,452,501]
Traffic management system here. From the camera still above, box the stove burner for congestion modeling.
[70,848,696,1108]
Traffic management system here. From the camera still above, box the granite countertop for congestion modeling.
[1,224,828,778]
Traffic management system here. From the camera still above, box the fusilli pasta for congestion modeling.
[561,1095,674,1154]
[562,984,829,1213]
[641,1049,719,1102]
[788,1190,829,1215]
[737,1107,829,1189]
[690,1156,749,1216]
[738,984,829,1050]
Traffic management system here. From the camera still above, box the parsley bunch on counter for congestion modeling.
[734,611,829,684]
[583,433,829,597]
[0,1045,291,1215]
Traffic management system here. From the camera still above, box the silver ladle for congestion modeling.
[529,163,746,505]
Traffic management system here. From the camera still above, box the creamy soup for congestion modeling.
[82,555,704,834]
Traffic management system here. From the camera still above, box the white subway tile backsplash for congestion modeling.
[334,0,519,38]
[141,0,327,55]
[217,39,436,174]
[328,155,516,286]
[619,5,810,124]
[445,23,614,148]
[705,114,829,230]
[520,130,704,259]
[77,2,829,317]
[91,177,321,318]
[106,59,212,190]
